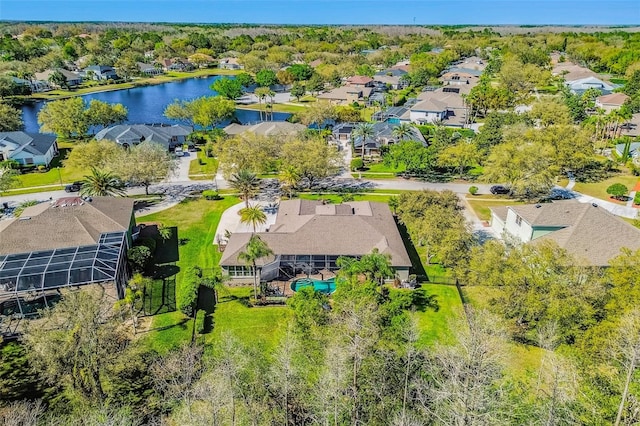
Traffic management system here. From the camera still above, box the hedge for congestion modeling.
[195,310,206,334]
[177,266,202,317]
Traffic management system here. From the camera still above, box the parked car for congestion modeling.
[490,185,510,195]
[65,181,83,192]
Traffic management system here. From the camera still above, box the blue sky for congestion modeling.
[0,0,638,25]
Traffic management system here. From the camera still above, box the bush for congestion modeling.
[37,165,46,172]
[137,237,156,254]
[606,183,628,200]
[634,192,640,205]
[350,158,364,171]
[195,309,206,334]
[469,185,478,195]
[127,246,152,272]
[0,160,20,169]
[177,266,202,317]
[202,189,222,200]
[341,193,355,202]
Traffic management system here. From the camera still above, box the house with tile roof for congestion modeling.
[332,121,426,156]
[407,87,469,127]
[219,57,244,70]
[490,200,640,266]
[223,122,306,137]
[0,132,58,167]
[317,85,373,104]
[34,68,82,88]
[595,93,630,113]
[95,124,192,150]
[346,75,374,87]
[565,76,618,95]
[220,199,412,282]
[0,197,136,325]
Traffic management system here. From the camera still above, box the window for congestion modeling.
[24,158,34,165]
[515,215,522,226]
[228,266,252,277]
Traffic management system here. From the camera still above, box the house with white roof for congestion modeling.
[565,77,618,94]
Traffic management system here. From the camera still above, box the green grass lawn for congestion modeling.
[188,151,218,178]
[298,193,393,203]
[137,196,240,350]
[237,103,308,114]
[365,162,405,173]
[413,283,464,347]
[16,147,88,189]
[207,286,292,349]
[466,198,526,221]
[572,174,639,203]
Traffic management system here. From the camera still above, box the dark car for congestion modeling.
[490,185,510,195]
[65,181,83,192]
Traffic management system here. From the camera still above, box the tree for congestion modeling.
[115,273,147,334]
[113,141,177,195]
[63,139,123,170]
[114,53,140,81]
[0,166,18,194]
[239,204,267,233]
[47,69,68,89]
[298,101,336,127]
[280,137,341,188]
[85,99,128,131]
[531,98,572,127]
[288,64,314,81]
[255,69,277,87]
[228,169,260,208]
[127,246,153,272]
[0,103,23,131]
[384,140,435,175]
[307,74,325,96]
[236,72,254,88]
[391,123,416,141]
[22,291,128,404]
[164,96,235,129]
[276,69,295,86]
[254,86,272,121]
[215,132,280,176]
[437,140,480,178]
[337,249,394,286]
[612,309,640,426]
[353,122,375,160]
[290,82,305,101]
[238,234,274,300]
[80,167,126,197]
[279,166,301,198]
[37,97,89,138]
[211,77,243,100]
[607,183,629,201]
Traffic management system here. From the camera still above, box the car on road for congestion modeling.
[65,181,83,193]
[490,185,510,195]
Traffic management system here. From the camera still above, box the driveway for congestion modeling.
[214,200,278,244]
[167,152,192,182]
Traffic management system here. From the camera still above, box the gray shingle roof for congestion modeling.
[95,124,192,149]
[0,132,57,156]
[220,200,412,268]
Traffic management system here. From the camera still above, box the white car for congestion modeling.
[174,147,184,157]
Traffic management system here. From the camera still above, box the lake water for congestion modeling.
[20,75,291,133]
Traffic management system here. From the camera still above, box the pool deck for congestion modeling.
[272,272,337,297]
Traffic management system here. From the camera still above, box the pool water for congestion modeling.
[290,277,336,294]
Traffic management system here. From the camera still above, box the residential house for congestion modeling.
[440,70,480,88]
[137,62,163,76]
[373,68,409,90]
[408,87,469,127]
[565,76,617,94]
[621,113,640,138]
[332,121,426,156]
[0,197,136,329]
[0,132,58,167]
[223,122,306,137]
[219,57,244,70]
[552,62,599,82]
[220,200,412,282]
[10,76,50,93]
[346,75,374,88]
[34,68,82,88]
[595,93,630,113]
[82,65,119,81]
[317,86,373,104]
[372,106,410,124]
[615,141,640,161]
[95,124,192,150]
[157,58,194,72]
[490,201,640,266]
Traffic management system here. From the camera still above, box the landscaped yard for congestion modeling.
[465,198,526,221]
[413,283,464,347]
[237,103,308,114]
[298,193,394,204]
[14,141,88,189]
[572,174,639,203]
[188,150,218,180]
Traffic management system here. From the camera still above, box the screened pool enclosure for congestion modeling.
[0,231,129,318]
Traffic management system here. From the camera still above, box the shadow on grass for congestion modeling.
[396,219,427,279]
[412,287,440,313]
[140,317,190,334]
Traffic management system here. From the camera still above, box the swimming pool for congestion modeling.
[290,277,336,294]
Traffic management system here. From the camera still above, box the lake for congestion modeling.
[20,75,292,133]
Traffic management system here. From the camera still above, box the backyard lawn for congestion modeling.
[413,283,464,347]
[572,174,639,203]
[188,150,218,180]
[15,142,88,189]
[465,198,526,221]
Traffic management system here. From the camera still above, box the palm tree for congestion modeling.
[239,204,267,233]
[228,169,260,208]
[80,167,126,197]
[392,123,415,142]
[352,122,375,160]
[279,166,301,198]
[238,234,274,300]
[255,87,271,122]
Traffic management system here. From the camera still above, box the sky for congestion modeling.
[0,0,639,25]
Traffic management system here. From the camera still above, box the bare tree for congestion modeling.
[0,400,44,426]
[613,309,640,426]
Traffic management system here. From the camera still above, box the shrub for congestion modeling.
[634,192,640,205]
[127,246,152,272]
[202,189,222,200]
[341,193,355,202]
[469,185,478,195]
[0,160,20,169]
[195,309,206,334]
[350,158,364,171]
[177,266,202,317]
[606,183,628,200]
[137,237,156,254]
[37,165,46,172]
